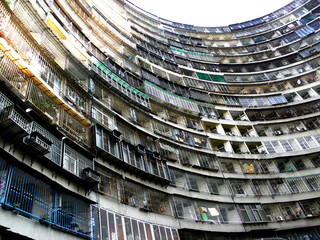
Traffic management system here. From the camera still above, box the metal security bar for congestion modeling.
[27,82,90,146]
[5,167,53,219]
[0,50,29,97]
[0,157,92,238]
[54,192,91,236]
[92,205,180,240]
[90,60,150,109]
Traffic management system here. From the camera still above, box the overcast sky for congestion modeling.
[128,0,293,27]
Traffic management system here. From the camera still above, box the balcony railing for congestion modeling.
[27,82,90,146]
[90,60,150,109]
[94,124,170,185]
[0,159,92,239]
[0,2,90,128]
[0,50,29,97]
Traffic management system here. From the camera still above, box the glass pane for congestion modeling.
[93,207,100,240]
[124,217,133,240]
[166,228,173,240]
[116,214,124,240]
[153,225,161,240]
[109,213,116,240]
[145,223,153,240]
[139,222,146,240]
[132,220,139,240]
[100,209,108,240]
[160,226,167,240]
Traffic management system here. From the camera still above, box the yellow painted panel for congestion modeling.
[46,17,66,40]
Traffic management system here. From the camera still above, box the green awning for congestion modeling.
[170,47,212,57]
[141,93,149,99]
[253,36,267,43]
[94,61,102,67]
[130,87,139,94]
[121,81,130,88]
[196,72,211,81]
[300,14,316,24]
[210,74,226,82]
[111,74,121,83]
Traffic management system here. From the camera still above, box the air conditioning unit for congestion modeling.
[82,168,100,184]
[276,216,284,221]
[266,215,273,221]
[111,129,121,139]
[136,144,145,154]
[153,151,161,159]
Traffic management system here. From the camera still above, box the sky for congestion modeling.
[128,0,293,27]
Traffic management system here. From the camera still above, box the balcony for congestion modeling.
[0,158,92,239]
[89,60,150,109]
[27,82,90,146]
[0,6,91,132]
[0,49,29,97]
[93,124,170,185]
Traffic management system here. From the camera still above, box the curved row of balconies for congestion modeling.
[1,0,320,238]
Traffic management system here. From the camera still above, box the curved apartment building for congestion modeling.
[0,0,319,239]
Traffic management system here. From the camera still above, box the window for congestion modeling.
[305,176,320,191]
[96,126,120,158]
[187,174,199,192]
[207,178,229,195]
[173,197,196,220]
[63,145,92,177]
[198,155,217,170]
[271,141,283,153]
[287,179,300,193]
[93,108,114,130]
[269,179,281,195]
[159,142,179,161]
[280,140,293,152]
[65,86,87,111]
[297,137,310,149]
[169,168,185,188]
[251,180,263,196]
[122,142,135,165]
[263,142,276,154]
[268,95,288,105]
[239,204,268,223]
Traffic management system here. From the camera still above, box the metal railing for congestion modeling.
[0,50,29,97]
[90,60,151,109]
[27,82,90,146]
[0,159,92,238]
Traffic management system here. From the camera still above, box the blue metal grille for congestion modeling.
[0,157,92,238]
[5,167,52,218]
[54,192,91,235]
